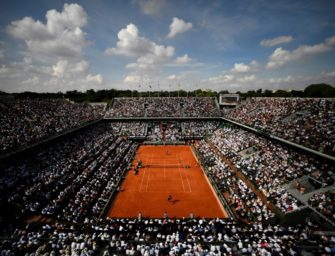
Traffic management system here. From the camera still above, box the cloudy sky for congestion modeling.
[0,0,335,93]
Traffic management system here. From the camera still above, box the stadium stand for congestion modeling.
[226,97,335,156]
[108,120,220,142]
[208,126,333,214]
[104,97,221,117]
[182,121,220,139]
[308,189,335,223]
[0,99,105,154]
[196,140,275,222]
[1,218,334,255]
[1,124,136,220]
[0,97,334,255]
[110,121,147,138]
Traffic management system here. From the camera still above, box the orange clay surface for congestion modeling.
[107,145,228,218]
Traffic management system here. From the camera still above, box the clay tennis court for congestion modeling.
[107,145,227,218]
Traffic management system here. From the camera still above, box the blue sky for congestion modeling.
[0,0,335,92]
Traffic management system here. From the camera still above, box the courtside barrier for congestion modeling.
[191,146,235,219]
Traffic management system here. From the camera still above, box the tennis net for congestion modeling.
[144,164,190,168]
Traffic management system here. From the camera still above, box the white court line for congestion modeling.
[178,153,192,193]
[145,153,153,192]
[139,163,146,192]
[175,154,186,192]
[139,153,151,192]
[185,174,192,193]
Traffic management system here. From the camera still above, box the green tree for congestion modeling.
[264,89,272,97]
[291,90,304,97]
[273,90,290,97]
[304,83,335,97]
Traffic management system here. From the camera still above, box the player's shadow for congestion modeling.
[171,199,180,204]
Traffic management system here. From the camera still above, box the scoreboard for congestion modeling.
[219,94,239,106]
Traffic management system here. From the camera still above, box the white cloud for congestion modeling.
[0,50,4,63]
[167,17,193,39]
[2,4,105,92]
[176,54,194,64]
[107,23,175,84]
[52,60,90,78]
[237,74,256,83]
[126,55,157,71]
[250,60,259,66]
[168,74,177,80]
[326,36,335,45]
[72,60,89,73]
[21,76,39,85]
[268,75,294,83]
[230,60,259,73]
[260,35,293,47]
[231,63,251,73]
[86,74,103,84]
[7,17,52,41]
[208,74,235,83]
[107,23,150,57]
[266,48,289,69]
[46,4,87,33]
[266,36,335,69]
[123,74,141,83]
[207,73,256,84]
[323,70,335,77]
[166,73,188,82]
[0,65,9,75]
[52,60,67,77]
[0,58,104,92]
[133,0,166,15]
[7,3,88,61]
[203,69,335,93]
[106,23,174,60]
[125,49,174,72]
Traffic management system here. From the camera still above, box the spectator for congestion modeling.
[105,97,220,118]
[226,97,335,156]
[0,99,105,153]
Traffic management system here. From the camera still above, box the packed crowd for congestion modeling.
[146,123,163,141]
[164,122,183,142]
[1,97,334,256]
[145,121,220,142]
[105,97,221,118]
[146,122,183,142]
[1,124,137,222]
[208,126,334,214]
[1,217,334,255]
[0,99,105,154]
[182,121,220,139]
[196,140,275,222]
[105,98,146,117]
[308,190,335,223]
[226,98,335,156]
[110,122,147,138]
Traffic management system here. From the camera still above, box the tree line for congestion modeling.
[0,83,334,103]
